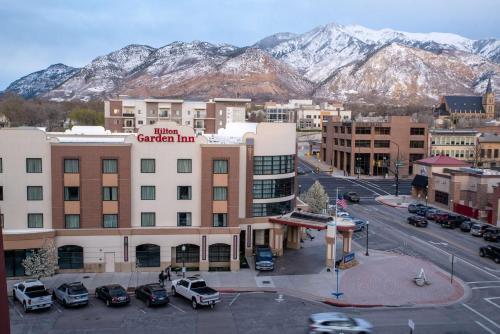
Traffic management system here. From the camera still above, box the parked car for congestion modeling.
[337,211,352,218]
[408,203,426,214]
[13,280,53,312]
[255,246,274,271]
[415,207,430,216]
[460,221,473,232]
[171,276,220,309]
[483,228,500,242]
[407,216,428,227]
[471,223,490,237]
[135,284,169,307]
[308,312,373,334]
[441,215,468,229]
[343,192,360,203]
[95,284,130,307]
[52,282,89,308]
[433,212,450,223]
[297,167,306,175]
[353,219,366,232]
[425,209,441,220]
[479,245,500,263]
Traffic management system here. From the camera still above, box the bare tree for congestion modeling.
[303,181,329,214]
[22,239,58,279]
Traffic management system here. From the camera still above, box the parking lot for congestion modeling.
[8,291,338,334]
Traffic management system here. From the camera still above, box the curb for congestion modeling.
[375,196,409,208]
[322,300,385,308]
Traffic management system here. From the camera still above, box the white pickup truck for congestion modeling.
[171,276,220,309]
[13,280,53,312]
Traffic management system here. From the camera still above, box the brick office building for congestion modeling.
[0,122,298,276]
[321,116,428,177]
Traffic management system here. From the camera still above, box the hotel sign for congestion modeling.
[137,128,195,143]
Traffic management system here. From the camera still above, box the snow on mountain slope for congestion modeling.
[5,63,79,98]
[314,43,500,104]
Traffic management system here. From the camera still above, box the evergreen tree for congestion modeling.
[303,180,329,214]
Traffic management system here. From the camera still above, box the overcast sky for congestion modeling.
[1,0,499,90]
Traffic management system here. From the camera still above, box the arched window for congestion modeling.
[136,244,160,268]
[58,245,83,269]
[208,244,230,262]
[175,244,200,263]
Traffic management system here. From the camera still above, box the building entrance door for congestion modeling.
[104,252,115,272]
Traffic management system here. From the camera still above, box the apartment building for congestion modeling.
[429,129,480,162]
[0,122,296,277]
[264,100,351,129]
[104,96,250,134]
[321,116,428,177]
[478,133,500,168]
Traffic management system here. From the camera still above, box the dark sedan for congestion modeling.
[95,284,130,307]
[460,221,473,232]
[441,215,468,229]
[353,219,366,232]
[135,284,169,307]
[407,215,428,227]
[408,203,426,214]
[343,192,360,203]
[483,228,500,242]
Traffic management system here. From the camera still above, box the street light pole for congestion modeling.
[181,244,186,278]
[365,221,370,256]
[390,141,401,197]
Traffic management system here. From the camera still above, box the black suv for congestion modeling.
[343,192,360,203]
[407,215,428,227]
[479,245,500,263]
[408,203,426,214]
[483,228,500,242]
[441,215,468,229]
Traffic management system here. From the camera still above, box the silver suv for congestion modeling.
[52,282,89,307]
[309,312,373,333]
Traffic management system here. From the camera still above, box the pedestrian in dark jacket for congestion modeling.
[165,265,171,281]
[158,270,165,287]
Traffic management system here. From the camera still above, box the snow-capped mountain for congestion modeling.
[259,22,500,83]
[5,63,79,98]
[3,22,499,104]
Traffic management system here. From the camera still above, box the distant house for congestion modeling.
[0,113,10,128]
[434,78,495,121]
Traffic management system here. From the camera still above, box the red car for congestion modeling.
[433,212,449,223]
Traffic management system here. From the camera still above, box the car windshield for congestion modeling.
[191,281,207,289]
[471,225,480,229]
[258,251,273,260]
[69,286,87,295]
[109,287,125,296]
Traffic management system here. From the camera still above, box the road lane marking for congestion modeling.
[466,281,500,284]
[229,293,240,306]
[429,241,448,246]
[475,321,496,334]
[484,297,500,310]
[462,303,500,329]
[342,178,381,195]
[484,267,500,273]
[169,302,186,313]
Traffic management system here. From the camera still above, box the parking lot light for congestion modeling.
[365,221,370,256]
[181,244,186,278]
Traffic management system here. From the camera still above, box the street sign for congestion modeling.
[343,252,355,263]
[449,254,457,263]
[408,319,415,331]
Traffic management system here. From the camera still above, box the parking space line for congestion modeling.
[472,286,500,290]
[139,308,147,314]
[53,303,63,313]
[229,293,240,306]
[484,297,500,310]
[467,281,500,284]
[169,302,186,313]
[475,321,497,334]
[9,300,24,319]
[462,303,500,329]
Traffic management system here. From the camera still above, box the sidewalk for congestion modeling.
[375,195,413,208]
[6,250,467,308]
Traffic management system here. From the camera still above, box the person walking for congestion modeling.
[165,265,171,281]
[158,270,165,287]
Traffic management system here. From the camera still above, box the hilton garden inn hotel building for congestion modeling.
[0,122,297,277]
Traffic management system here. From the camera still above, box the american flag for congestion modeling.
[336,198,347,209]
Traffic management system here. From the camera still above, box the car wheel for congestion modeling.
[106,299,111,307]
[23,302,28,313]
[95,291,99,299]
[171,287,176,296]
[191,298,198,309]
[495,257,500,264]
[480,250,485,257]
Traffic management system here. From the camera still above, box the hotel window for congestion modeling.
[103,187,118,201]
[213,187,228,201]
[28,213,43,228]
[177,212,192,226]
[27,186,43,201]
[177,159,192,173]
[0,214,3,228]
[102,159,118,173]
[487,149,492,158]
[253,200,292,217]
[141,159,155,173]
[26,158,42,173]
[141,212,156,227]
[65,214,80,229]
[0,186,3,200]
[253,155,294,175]
[253,178,294,199]
[141,186,155,200]
[213,213,227,227]
[374,127,390,135]
[355,140,371,148]
[213,160,228,174]
[355,127,371,134]
[64,187,80,201]
[434,191,449,205]
[64,159,79,173]
[374,140,390,148]
[0,158,2,172]
[410,141,425,148]
[177,186,192,200]
[410,128,425,135]
[495,149,499,159]
[103,214,118,228]
[334,138,338,145]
